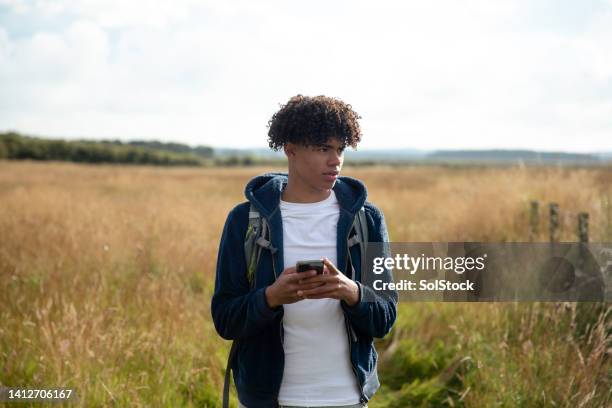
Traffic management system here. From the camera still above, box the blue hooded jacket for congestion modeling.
[211,173,398,407]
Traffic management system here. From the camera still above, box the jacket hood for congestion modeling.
[244,172,367,218]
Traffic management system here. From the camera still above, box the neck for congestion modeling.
[282,176,331,203]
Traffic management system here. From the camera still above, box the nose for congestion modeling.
[328,150,342,167]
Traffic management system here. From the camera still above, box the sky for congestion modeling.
[1,0,611,152]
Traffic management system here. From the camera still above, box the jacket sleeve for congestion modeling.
[211,204,282,340]
[341,203,398,338]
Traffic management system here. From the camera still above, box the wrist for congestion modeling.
[265,286,279,309]
[344,281,360,306]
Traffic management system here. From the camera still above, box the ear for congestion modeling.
[284,143,297,158]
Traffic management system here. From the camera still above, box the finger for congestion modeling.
[283,266,297,275]
[322,257,340,275]
[296,275,327,285]
[289,270,317,282]
[296,281,326,290]
[284,285,305,301]
[298,275,338,285]
[298,283,341,297]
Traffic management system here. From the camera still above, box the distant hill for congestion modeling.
[219,147,608,165]
[345,148,428,161]
[214,147,284,159]
[425,149,605,164]
[213,147,429,161]
[599,152,612,160]
[2,131,610,166]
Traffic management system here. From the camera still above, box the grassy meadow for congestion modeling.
[1,161,611,407]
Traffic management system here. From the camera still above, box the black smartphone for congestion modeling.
[296,259,324,274]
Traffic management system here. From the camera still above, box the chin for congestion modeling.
[312,183,332,192]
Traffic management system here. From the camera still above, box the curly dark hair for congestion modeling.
[267,95,362,151]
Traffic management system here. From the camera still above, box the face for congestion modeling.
[285,137,345,192]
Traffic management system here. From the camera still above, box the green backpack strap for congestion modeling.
[244,205,262,288]
[244,204,276,287]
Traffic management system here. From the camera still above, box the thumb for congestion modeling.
[283,266,297,275]
[322,257,340,275]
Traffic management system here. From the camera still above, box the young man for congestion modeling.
[211,95,397,408]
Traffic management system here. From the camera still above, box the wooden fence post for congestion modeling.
[549,203,559,243]
[529,201,539,242]
[578,212,589,243]
[577,212,589,271]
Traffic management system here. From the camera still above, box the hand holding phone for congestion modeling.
[296,259,324,275]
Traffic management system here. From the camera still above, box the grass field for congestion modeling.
[1,161,610,407]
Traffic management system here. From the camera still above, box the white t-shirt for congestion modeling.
[278,190,361,406]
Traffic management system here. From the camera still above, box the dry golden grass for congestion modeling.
[0,161,610,407]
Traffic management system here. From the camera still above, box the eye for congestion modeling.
[318,147,328,152]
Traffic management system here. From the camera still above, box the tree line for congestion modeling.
[0,132,213,166]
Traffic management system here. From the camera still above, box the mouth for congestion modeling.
[322,171,339,181]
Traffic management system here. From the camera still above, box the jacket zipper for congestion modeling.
[344,219,367,404]
[345,316,366,404]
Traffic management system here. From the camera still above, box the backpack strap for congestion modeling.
[223,341,238,408]
[244,204,276,288]
[244,206,262,288]
[357,207,368,279]
[348,206,368,281]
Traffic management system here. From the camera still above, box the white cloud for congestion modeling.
[0,0,611,151]
[0,0,30,13]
